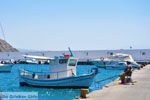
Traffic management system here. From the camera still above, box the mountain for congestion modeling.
[17,48,40,52]
[0,39,19,52]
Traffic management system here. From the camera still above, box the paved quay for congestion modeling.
[80,65,150,100]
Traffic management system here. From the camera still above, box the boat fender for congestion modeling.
[32,73,35,78]
[91,68,98,75]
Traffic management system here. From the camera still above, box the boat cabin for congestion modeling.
[19,56,78,80]
[49,56,78,79]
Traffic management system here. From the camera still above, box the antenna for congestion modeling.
[0,21,6,40]
[68,47,74,57]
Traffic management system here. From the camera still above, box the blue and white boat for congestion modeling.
[19,49,98,88]
[0,64,13,72]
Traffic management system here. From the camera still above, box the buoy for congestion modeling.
[80,89,89,98]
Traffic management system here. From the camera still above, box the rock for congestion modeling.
[0,39,19,52]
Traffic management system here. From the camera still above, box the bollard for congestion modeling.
[138,67,141,70]
[141,65,143,68]
[80,89,89,98]
[144,62,148,66]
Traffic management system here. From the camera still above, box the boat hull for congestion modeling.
[19,73,95,88]
[92,60,139,70]
[0,64,13,72]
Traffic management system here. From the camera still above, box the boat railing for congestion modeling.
[18,69,75,80]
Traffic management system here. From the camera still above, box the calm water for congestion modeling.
[0,64,123,100]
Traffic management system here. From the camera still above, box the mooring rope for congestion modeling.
[95,75,120,83]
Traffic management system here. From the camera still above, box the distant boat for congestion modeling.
[22,47,75,65]
[92,53,140,69]
[19,48,98,88]
[0,64,13,72]
[22,55,52,64]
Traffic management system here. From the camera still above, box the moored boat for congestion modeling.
[19,68,98,88]
[92,53,140,69]
[0,64,13,72]
[19,48,98,88]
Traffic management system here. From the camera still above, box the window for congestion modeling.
[68,59,77,66]
[59,59,68,64]
[110,52,113,55]
[142,52,146,56]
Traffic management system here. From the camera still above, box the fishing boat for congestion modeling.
[92,53,140,69]
[19,48,98,88]
[0,64,13,72]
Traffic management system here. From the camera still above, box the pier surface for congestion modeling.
[83,65,150,100]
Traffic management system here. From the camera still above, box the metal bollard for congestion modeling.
[80,89,89,98]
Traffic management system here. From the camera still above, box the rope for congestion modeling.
[95,75,119,83]
[19,68,73,74]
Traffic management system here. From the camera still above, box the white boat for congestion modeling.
[0,64,13,72]
[22,47,74,65]
[19,49,98,88]
[23,55,52,64]
[92,53,140,69]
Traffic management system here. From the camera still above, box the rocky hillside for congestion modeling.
[0,39,19,52]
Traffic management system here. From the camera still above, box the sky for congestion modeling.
[0,0,150,51]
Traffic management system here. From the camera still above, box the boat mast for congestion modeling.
[0,21,6,41]
[68,47,74,57]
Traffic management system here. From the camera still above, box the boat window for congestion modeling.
[110,52,113,55]
[59,59,68,64]
[68,59,77,66]
[142,52,146,56]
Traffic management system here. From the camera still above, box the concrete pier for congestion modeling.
[81,65,150,100]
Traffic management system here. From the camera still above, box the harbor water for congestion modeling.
[0,64,123,100]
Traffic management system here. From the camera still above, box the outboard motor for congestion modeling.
[91,68,98,75]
